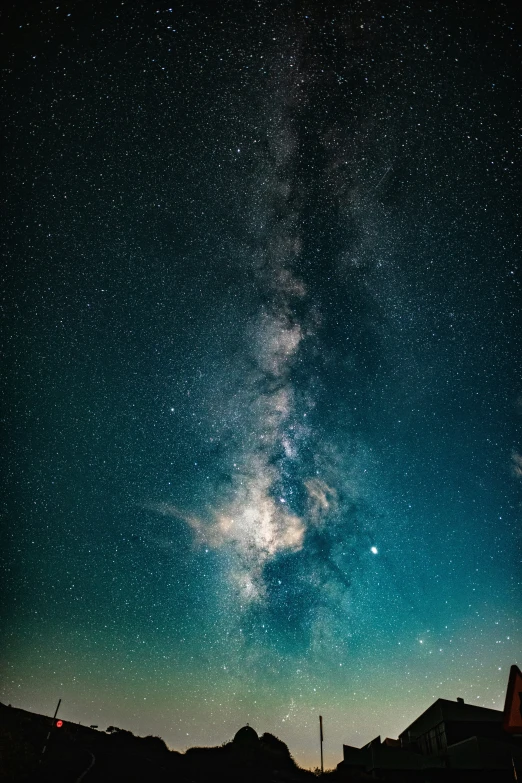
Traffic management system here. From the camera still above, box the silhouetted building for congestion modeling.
[338,697,522,781]
[233,724,259,747]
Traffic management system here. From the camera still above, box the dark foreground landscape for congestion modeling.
[2,696,522,782]
[1,702,321,783]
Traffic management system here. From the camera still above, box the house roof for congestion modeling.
[399,699,503,740]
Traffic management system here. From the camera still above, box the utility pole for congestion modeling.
[319,714,324,775]
[41,698,61,759]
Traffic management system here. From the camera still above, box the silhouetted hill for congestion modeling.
[0,702,319,782]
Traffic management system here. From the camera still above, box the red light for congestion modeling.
[56,720,63,728]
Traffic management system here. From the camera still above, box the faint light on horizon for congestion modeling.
[371,546,378,554]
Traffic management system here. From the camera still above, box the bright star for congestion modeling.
[371,546,378,554]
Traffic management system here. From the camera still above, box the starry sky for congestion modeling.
[2,0,521,770]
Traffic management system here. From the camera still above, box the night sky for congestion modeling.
[2,0,521,770]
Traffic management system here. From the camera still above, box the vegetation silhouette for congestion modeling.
[0,703,326,782]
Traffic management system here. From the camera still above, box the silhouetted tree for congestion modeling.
[141,735,169,754]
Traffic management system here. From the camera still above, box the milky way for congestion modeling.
[153,33,368,608]
[2,0,521,768]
